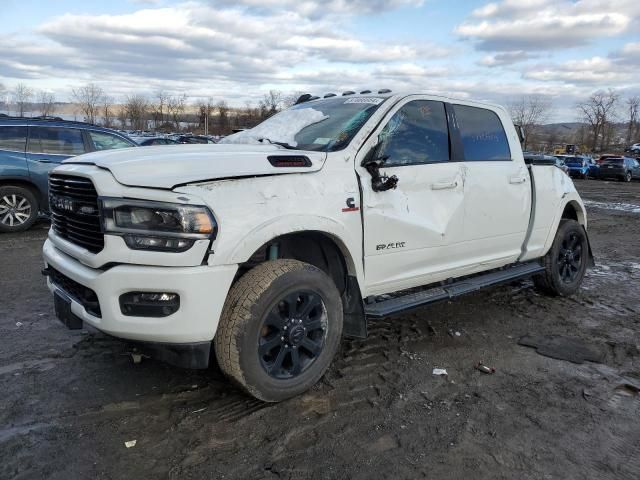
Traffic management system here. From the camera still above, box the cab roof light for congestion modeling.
[324,93,337,98]
[378,89,392,94]
[342,91,355,96]
[360,90,372,94]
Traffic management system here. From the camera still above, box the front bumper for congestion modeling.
[43,239,238,345]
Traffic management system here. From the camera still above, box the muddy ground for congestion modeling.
[1,179,639,480]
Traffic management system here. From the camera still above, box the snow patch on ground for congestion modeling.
[584,200,640,214]
[220,108,328,147]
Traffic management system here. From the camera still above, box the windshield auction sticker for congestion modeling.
[344,97,384,105]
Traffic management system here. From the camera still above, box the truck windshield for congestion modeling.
[221,96,388,152]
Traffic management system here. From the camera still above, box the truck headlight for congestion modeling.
[100,198,216,252]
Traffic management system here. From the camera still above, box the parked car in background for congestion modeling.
[596,156,640,182]
[136,137,180,146]
[171,134,217,144]
[552,156,570,175]
[555,155,593,179]
[0,117,137,232]
[524,152,569,175]
[629,143,640,153]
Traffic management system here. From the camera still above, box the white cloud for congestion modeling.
[457,0,639,51]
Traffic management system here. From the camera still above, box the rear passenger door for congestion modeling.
[26,127,88,208]
[0,126,28,180]
[451,104,531,267]
[86,130,135,151]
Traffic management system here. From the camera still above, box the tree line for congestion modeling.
[0,82,299,135]
[2,81,638,150]
[510,89,640,153]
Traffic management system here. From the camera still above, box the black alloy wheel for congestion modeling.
[258,291,327,379]
[557,231,584,284]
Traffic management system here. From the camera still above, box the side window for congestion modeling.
[453,105,511,161]
[378,100,449,166]
[29,127,86,155]
[0,126,28,152]
[88,131,134,150]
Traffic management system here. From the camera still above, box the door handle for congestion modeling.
[36,159,55,163]
[509,176,526,184]
[431,181,458,190]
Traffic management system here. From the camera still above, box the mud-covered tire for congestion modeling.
[0,186,39,233]
[533,219,588,296]
[214,259,343,402]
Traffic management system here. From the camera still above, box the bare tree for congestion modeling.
[216,100,230,134]
[124,95,149,131]
[152,90,170,128]
[102,96,115,128]
[259,90,282,120]
[72,83,104,124]
[626,96,640,144]
[117,104,127,129]
[13,83,33,117]
[509,95,552,150]
[167,93,187,130]
[576,89,619,152]
[37,91,56,117]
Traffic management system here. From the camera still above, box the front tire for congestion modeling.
[625,171,632,182]
[534,219,588,296]
[214,259,343,402]
[0,186,39,233]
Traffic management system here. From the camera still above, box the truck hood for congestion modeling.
[64,144,327,189]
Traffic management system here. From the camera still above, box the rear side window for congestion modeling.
[0,126,28,152]
[29,127,86,155]
[88,131,133,150]
[379,100,449,166]
[453,105,511,161]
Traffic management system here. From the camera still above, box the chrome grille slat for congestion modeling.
[49,174,104,253]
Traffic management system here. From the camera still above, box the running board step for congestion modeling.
[364,262,544,318]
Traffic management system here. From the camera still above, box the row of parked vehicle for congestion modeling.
[0,116,221,232]
[525,152,640,182]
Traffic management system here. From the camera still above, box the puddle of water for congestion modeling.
[584,200,640,214]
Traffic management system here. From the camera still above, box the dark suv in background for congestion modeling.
[596,156,640,182]
[0,116,136,232]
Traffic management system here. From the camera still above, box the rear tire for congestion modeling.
[214,259,343,402]
[0,186,39,233]
[534,219,588,296]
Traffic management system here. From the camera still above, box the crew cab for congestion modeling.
[42,91,593,401]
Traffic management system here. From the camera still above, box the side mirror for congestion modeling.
[361,138,398,192]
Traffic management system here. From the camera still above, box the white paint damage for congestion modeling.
[64,143,327,189]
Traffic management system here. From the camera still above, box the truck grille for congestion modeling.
[49,174,104,253]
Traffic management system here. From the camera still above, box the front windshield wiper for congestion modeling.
[258,137,297,150]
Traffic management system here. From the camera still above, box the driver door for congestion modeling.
[356,97,465,295]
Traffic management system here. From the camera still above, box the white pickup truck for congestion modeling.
[42,91,593,401]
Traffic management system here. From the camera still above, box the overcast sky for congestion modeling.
[1,0,639,120]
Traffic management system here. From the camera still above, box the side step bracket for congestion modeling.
[364,262,544,319]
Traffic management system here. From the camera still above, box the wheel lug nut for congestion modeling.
[284,326,287,330]
[298,319,302,324]
[280,336,285,341]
